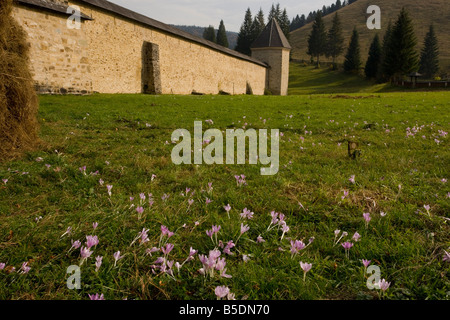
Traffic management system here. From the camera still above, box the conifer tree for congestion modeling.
[379,21,393,81]
[419,24,439,79]
[235,8,253,55]
[280,9,290,39]
[364,34,382,79]
[343,27,361,73]
[326,13,344,69]
[307,11,327,67]
[251,8,265,41]
[384,8,419,78]
[216,20,229,48]
[203,25,216,43]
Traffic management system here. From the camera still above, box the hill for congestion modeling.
[171,25,238,50]
[290,0,450,76]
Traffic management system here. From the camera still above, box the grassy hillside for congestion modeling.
[290,0,450,76]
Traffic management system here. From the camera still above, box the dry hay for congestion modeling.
[0,0,40,160]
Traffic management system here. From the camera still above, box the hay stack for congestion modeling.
[0,0,40,159]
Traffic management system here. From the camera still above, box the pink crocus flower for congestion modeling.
[92,222,98,230]
[86,235,99,249]
[215,286,230,299]
[0,263,5,270]
[20,262,31,274]
[88,293,105,300]
[443,250,450,263]
[205,198,212,205]
[106,185,113,197]
[352,232,361,242]
[349,175,356,184]
[240,208,254,219]
[362,259,371,268]
[188,199,194,206]
[300,261,312,282]
[342,242,353,250]
[71,240,81,250]
[80,247,93,260]
[113,251,124,266]
[162,243,174,255]
[136,206,144,214]
[378,279,390,291]
[224,204,231,212]
[363,213,371,228]
[2,179,8,185]
[95,256,103,272]
[257,235,265,243]
[240,223,250,235]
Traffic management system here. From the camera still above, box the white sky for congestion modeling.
[107,0,339,32]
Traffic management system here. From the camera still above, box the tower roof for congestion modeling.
[251,18,291,49]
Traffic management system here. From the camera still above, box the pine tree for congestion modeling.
[280,9,290,39]
[251,8,265,40]
[235,8,253,55]
[364,34,382,79]
[307,11,327,67]
[203,25,216,43]
[216,20,229,48]
[384,8,419,78]
[343,27,361,73]
[419,25,439,79]
[326,13,344,69]
[379,21,393,81]
[268,4,276,21]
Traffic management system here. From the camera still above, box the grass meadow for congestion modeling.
[0,90,449,300]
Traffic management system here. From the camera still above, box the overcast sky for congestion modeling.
[107,0,339,32]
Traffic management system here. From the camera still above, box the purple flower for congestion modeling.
[443,250,450,263]
[139,193,146,201]
[71,240,81,250]
[99,179,104,186]
[161,225,174,238]
[161,243,174,255]
[205,198,212,205]
[80,246,93,259]
[342,242,354,250]
[362,259,371,268]
[113,251,124,266]
[2,179,8,185]
[88,293,105,300]
[136,206,144,214]
[188,199,194,206]
[215,286,230,299]
[92,222,98,230]
[363,213,371,228]
[240,223,250,235]
[423,204,430,212]
[378,279,390,291]
[95,256,103,272]
[106,185,113,197]
[352,232,361,242]
[300,261,312,273]
[0,263,5,270]
[20,262,31,274]
[161,193,170,201]
[349,175,356,184]
[290,240,306,255]
[224,204,231,212]
[189,247,198,257]
[257,235,265,243]
[86,235,99,249]
[240,208,254,219]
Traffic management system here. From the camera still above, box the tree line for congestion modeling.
[235,3,290,56]
[202,20,230,48]
[307,8,440,80]
[290,0,358,32]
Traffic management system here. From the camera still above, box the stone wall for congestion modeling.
[12,4,92,94]
[12,1,268,95]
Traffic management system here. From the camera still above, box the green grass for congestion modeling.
[0,92,449,300]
